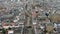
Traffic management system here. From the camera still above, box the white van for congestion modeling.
[8,30,14,34]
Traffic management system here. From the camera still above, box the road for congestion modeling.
[14,27,22,34]
[14,25,24,34]
[22,12,35,34]
[22,27,35,34]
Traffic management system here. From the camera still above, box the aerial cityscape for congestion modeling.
[0,0,60,34]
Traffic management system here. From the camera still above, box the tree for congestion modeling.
[49,15,60,22]
[45,13,49,17]
[2,28,7,34]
